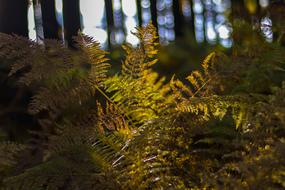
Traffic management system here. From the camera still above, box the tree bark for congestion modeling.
[62,0,81,47]
[173,0,184,37]
[105,0,114,48]
[0,0,29,37]
[41,0,60,39]
[150,0,158,29]
[136,0,142,26]
[188,0,196,41]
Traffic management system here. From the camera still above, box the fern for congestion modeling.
[121,23,159,78]
[2,126,123,190]
[105,23,173,123]
[0,34,109,125]
[170,52,217,99]
[0,19,285,190]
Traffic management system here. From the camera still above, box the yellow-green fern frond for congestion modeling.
[96,101,131,136]
[105,24,173,123]
[170,52,217,101]
[134,23,159,58]
[176,95,250,126]
[201,52,216,75]
[122,23,159,78]
[105,70,173,123]
[170,75,193,100]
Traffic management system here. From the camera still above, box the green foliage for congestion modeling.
[0,21,284,190]
[105,25,173,123]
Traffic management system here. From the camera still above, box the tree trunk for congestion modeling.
[136,0,142,26]
[188,0,196,41]
[105,0,114,48]
[173,0,184,38]
[62,0,81,47]
[41,0,60,39]
[0,0,29,37]
[150,0,158,29]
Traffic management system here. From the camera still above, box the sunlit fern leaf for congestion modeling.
[105,24,173,123]
[170,52,257,128]
[96,101,131,136]
[118,118,185,189]
[118,112,246,189]
[134,23,159,58]
[185,52,217,97]
[122,23,159,78]
[201,52,216,75]
[175,95,254,128]
[170,75,194,100]
[170,52,217,101]
[105,70,173,123]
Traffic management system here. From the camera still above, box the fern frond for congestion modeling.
[0,33,110,126]
[3,126,124,190]
[201,52,216,75]
[118,112,245,189]
[104,24,173,123]
[0,142,26,168]
[170,52,217,101]
[74,34,110,87]
[96,101,131,136]
[134,23,159,58]
[121,23,159,78]
[0,142,26,187]
[105,70,173,123]
[175,95,250,126]
[170,75,194,100]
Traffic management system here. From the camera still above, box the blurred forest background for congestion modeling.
[0,0,284,143]
[0,0,280,77]
[0,1,285,189]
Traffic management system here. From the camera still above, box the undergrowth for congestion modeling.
[0,21,284,189]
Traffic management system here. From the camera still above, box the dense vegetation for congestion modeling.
[0,17,285,190]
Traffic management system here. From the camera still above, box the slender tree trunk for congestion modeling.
[173,0,184,38]
[105,0,114,48]
[150,0,158,29]
[188,0,196,41]
[62,0,81,47]
[136,0,142,26]
[201,0,207,44]
[0,0,29,37]
[41,0,60,39]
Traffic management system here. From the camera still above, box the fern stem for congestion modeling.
[191,77,212,98]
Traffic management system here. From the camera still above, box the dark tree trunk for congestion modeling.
[173,0,184,38]
[0,0,29,37]
[62,0,81,47]
[105,0,114,48]
[41,0,60,39]
[150,0,158,29]
[136,0,142,26]
[188,0,196,40]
